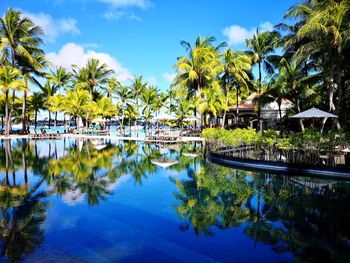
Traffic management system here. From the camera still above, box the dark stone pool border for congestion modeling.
[209,151,350,180]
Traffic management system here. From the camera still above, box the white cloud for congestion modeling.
[47,43,132,82]
[102,10,141,21]
[223,21,274,46]
[23,12,80,42]
[97,0,150,9]
[146,76,157,86]
[162,73,176,82]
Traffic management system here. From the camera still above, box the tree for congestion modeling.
[286,0,350,129]
[101,77,120,98]
[63,88,92,130]
[72,58,113,100]
[40,80,58,128]
[115,85,133,132]
[140,86,158,134]
[130,76,147,133]
[28,92,45,129]
[197,82,227,128]
[174,36,224,124]
[221,49,252,127]
[0,66,24,135]
[0,8,45,133]
[47,94,64,128]
[246,30,279,128]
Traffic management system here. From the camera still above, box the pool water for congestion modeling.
[0,138,350,262]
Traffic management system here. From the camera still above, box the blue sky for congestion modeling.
[0,0,297,91]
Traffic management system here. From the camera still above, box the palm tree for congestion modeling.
[40,80,58,128]
[91,97,117,128]
[72,58,113,100]
[63,88,92,130]
[288,0,349,128]
[246,30,279,128]
[140,86,158,134]
[0,9,45,133]
[130,76,147,135]
[174,36,224,124]
[0,67,24,135]
[221,49,252,127]
[28,92,45,129]
[47,94,64,128]
[101,76,120,98]
[197,82,227,127]
[115,85,133,132]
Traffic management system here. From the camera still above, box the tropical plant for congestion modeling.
[246,30,279,127]
[28,92,45,128]
[0,66,25,135]
[0,8,45,133]
[196,82,227,127]
[221,49,252,127]
[72,58,113,99]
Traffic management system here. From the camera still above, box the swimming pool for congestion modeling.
[0,138,349,262]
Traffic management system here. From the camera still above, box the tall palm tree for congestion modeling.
[115,85,133,132]
[0,9,45,133]
[130,76,147,134]
[140,86,158,134]
[221,49,252,127]
[197,82,227,128]
[288,0,349,128]
[0,66,24,135]
[101,76,120,98]
[72,58,113,100]
[28,92,45,129]
[47,94,64,128]
[174,36,224,124]
[40,80,58,128]
[246,30,279,128]
[63,88,92,130]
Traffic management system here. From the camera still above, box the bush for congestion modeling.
[202,127,350,151]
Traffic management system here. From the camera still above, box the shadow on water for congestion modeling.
[0,138,349,262]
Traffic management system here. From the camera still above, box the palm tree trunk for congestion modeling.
[22,89,27,133]
[236,87,240,127]
[35,111,38,129]
[257,62,262,129]
[7,90,16,135]
[48,111,51,128]
[278,102,283,133]
[54,112,58,128]
[222,87,229,128]
[5,90,9,136]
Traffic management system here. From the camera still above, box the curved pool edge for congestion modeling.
[209,151,350,180]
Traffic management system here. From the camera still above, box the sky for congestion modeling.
[0,0,297,91]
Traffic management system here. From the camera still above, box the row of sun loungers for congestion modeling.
[73,129,110,136]
[29,129,62,139]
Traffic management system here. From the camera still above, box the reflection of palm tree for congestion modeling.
[48,140,118,205]
[0,179,48,262]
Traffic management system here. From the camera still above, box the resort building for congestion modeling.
[224,92,293,129]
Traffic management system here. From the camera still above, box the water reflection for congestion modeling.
[0,138,349,262]
[173,163,350,262]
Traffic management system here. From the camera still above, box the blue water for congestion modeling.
[0,138,350,262]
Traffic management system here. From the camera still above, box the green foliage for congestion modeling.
[202,128,261,147]
[203,128,350,151]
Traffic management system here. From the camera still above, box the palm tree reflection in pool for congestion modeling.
[172,162,350,262]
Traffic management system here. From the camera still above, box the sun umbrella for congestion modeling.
[91,118,107,123]
[183,116,201,122]
[291,107,338,119]
[151,113,177,121]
